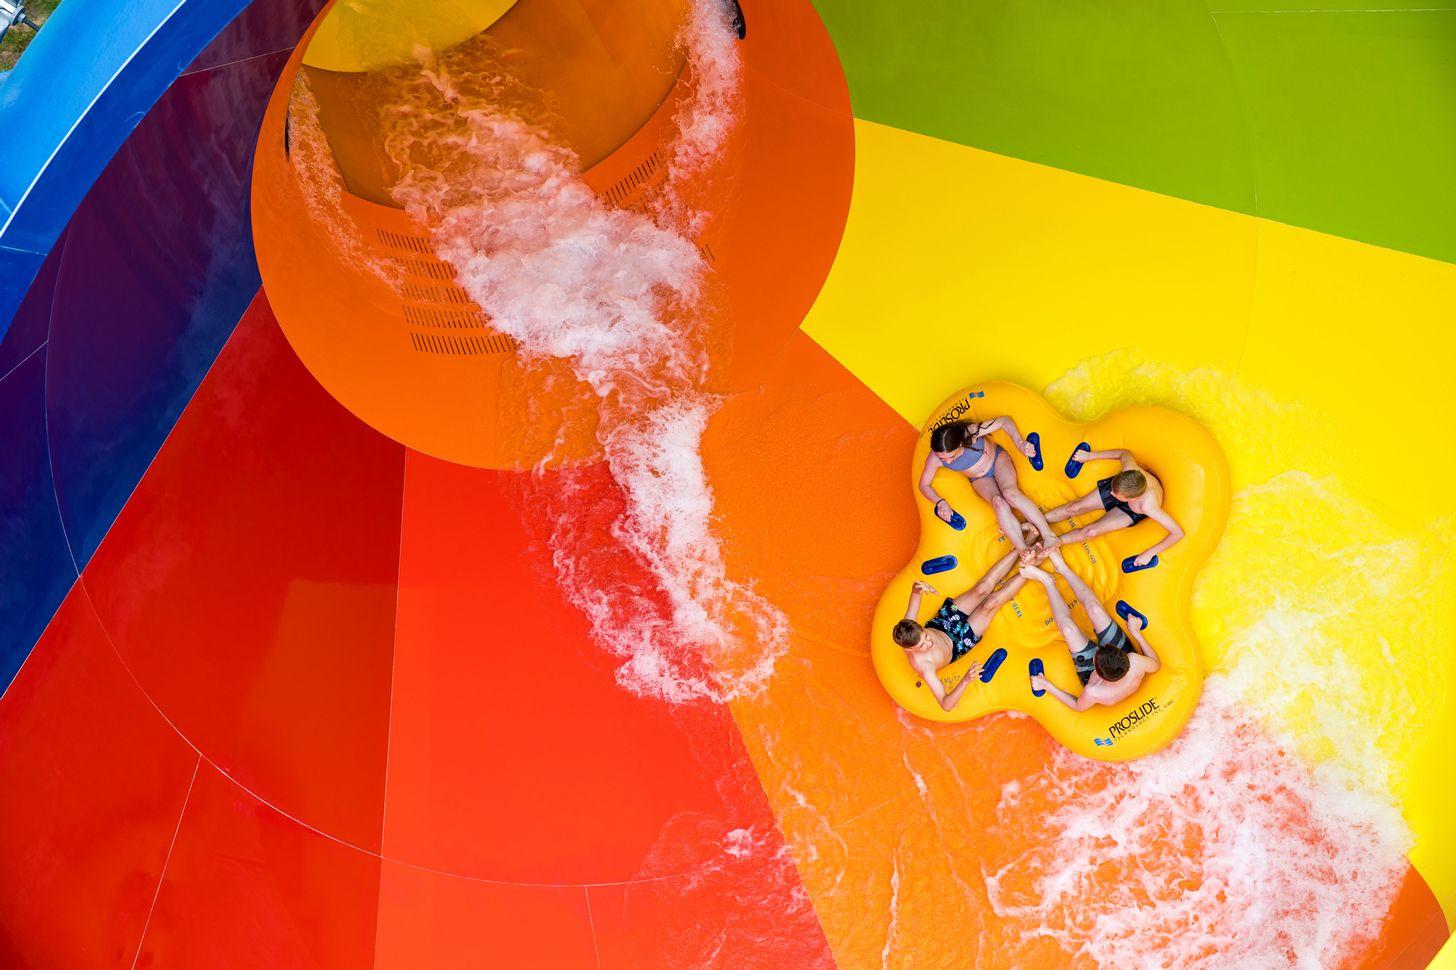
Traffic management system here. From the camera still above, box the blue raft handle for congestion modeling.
[1116,600,1149,630]
[1029,657,1046,696]
[979,647,1008,683]
[1026,432,1044,472]
[1121,554,1159,573]
[1065,442,1091,478]
[947,510,966,531]
[921,555,958,575]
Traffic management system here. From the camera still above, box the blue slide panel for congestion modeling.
[0,0,250,332]
[0,349,77,692]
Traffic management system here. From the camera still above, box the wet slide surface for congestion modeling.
[1,0,1454,967]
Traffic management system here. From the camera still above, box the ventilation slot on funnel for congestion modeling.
[409,332,519,356]
[598,148,716,266]
[603,149,666,209]
[376,229,433,254]
[373,228,519,357]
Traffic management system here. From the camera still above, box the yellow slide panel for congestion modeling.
[302,0,519,72]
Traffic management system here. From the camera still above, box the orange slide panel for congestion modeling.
[252,0,855,470]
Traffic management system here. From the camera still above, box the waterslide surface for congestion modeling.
[1,0,1453,967]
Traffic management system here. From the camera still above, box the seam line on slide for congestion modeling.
[585,886,603,970]
[77,572,722,891]
[131,754,200,969]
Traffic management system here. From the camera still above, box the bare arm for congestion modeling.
[1073,446,1134,464]
[904,580,934,620]
[923,661,985,712]
[986,416,1036,458]
[1127,621,1160,674]
[1134,505,1185,563]
[1040,677,1096,712]
[918,453,947,508]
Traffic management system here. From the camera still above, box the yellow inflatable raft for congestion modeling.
[871,382,1230,761]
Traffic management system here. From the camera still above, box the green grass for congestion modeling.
[2,0,58,72]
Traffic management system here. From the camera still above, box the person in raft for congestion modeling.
[1021,548,1160,710]
[1043,447,1184,568]
[920,418,1056,553]
[893,548,1034,712]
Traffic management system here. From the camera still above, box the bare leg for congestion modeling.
[1046,548,1114,631]
[992,453,1056,546]
[1045,488,1104,525]
[967,574,1030,638]
[952,549,1020,613]
[1058,508,1135,546]
[972,475,1028,551]
[1019,564,1088,654]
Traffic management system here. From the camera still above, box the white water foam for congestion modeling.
[286,76,400,286]
[986,683,1405,968]
[376,1,787,703]
[654,0,744,235]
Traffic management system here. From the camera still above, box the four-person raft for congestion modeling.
[872,382,1231,761]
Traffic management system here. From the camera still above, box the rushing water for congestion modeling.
[312,0,790,704]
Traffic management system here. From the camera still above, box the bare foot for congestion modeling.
[1018,562,1052,583]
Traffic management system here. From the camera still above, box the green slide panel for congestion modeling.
[812,0,1456,264]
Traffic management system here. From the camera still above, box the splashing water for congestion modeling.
[369,1,787,703]
[654,0,743,234]
[987,683,1405,968]
[287,77,400,285]
[980,353,1453,968]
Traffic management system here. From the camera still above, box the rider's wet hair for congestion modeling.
[929,422,969,454]
[1094,644,1132,681]
[893,619,924,648]
[1111,469,1147,498]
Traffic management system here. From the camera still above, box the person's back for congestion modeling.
[1077,647,1155,707]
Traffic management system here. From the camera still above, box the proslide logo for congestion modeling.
[931,391,985,429]
[1107,698,1161,740]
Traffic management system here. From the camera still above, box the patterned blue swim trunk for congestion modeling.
[926,598,981,662]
